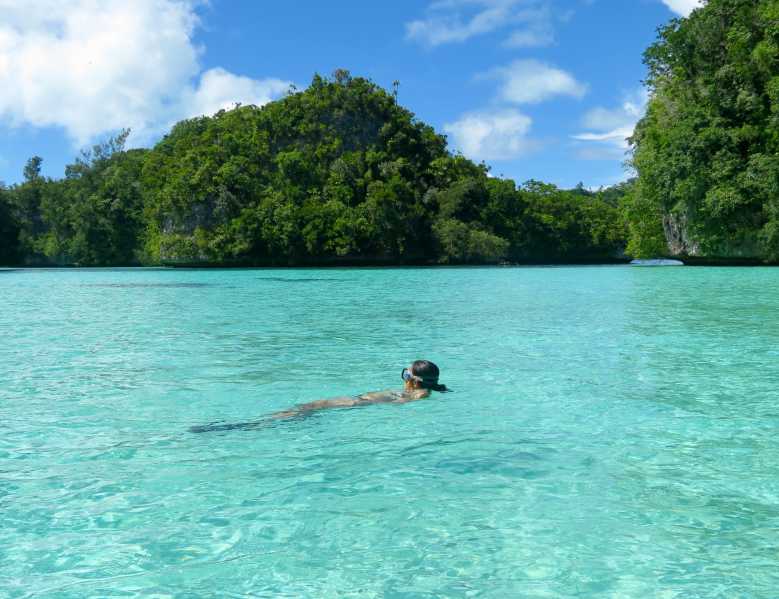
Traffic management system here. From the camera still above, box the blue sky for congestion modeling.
[0,0,701,188]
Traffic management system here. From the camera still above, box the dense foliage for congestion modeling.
[1,73,628,266]
[0,183,21,265]
[629,0,779,261]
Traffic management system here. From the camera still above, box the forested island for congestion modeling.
[626,0,779,263]
[0,73,627,267]
[1,0,777,267]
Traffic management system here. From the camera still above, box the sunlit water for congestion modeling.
[2,266,778,598]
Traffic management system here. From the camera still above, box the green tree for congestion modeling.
[511,181,626,262]
[0,183,21,265]
[36,130,148,265]
[142,72,449,265]
[3,72,630,266]
[6,156,50,261]
[630,0,779,261]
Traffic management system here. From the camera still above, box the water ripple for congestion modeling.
[2,267,779,597]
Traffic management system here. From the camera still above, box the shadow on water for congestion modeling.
[188,411,324,434]
[189,420,269,433]
[83,283,215,288]
[82,278,343,288]
[254,277,345,283]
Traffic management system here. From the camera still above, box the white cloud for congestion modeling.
[574,127,635,144]
[0,0,290,145]
[182,68,291,119]
[406,0,513,46]
[444,59,584,162]
[572,89,648,159]
[661,0,703,17]
[444,108,537,160]
[406,0,555,48]
[503,27,553,48]
[485,59,587,104]
[502,5,554,48]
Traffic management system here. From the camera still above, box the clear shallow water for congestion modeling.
[2,266,778,598]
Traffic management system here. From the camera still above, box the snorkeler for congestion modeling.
[189,360,448,433]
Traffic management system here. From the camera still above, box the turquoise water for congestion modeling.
[2,266,779,598]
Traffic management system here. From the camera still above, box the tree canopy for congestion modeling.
[1,72,628,266]
[628,0,779,262]
[8,2,779,266]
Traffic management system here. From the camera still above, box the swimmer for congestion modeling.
[189,360,448,433]
[271,359,448,418]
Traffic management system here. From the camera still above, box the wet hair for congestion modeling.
[411,360,448,392]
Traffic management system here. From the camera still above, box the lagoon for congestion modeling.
[2,266,778,597]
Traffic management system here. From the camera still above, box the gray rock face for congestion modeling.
[663,211,762,261]
[663,212,700,256]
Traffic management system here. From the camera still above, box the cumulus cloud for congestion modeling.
[502,5,554,48]
[0,0,290,145]
[484,59,587,104]
[406,0,555,48]
[182,68,291,120]
[444,108,537,160]
[661,0,703,17]
[503,27,553,49]
[571,89,648,159]
[444,59,584,161]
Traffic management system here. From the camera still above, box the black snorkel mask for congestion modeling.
[402,362,449,392]
[402,367,442,389]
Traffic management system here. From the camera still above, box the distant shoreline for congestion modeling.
[4,258,779,269]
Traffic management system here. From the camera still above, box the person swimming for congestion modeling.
[189,360,448,433]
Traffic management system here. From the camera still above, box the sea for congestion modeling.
[2,266,778,597]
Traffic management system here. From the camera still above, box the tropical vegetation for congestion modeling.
[627,0,779,262]
[0,71,628,266]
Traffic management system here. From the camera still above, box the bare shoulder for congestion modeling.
[355,389,429,404]
[388,389,430,404]
[357,390,399,403]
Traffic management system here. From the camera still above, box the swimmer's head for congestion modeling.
[402,360,448,392]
